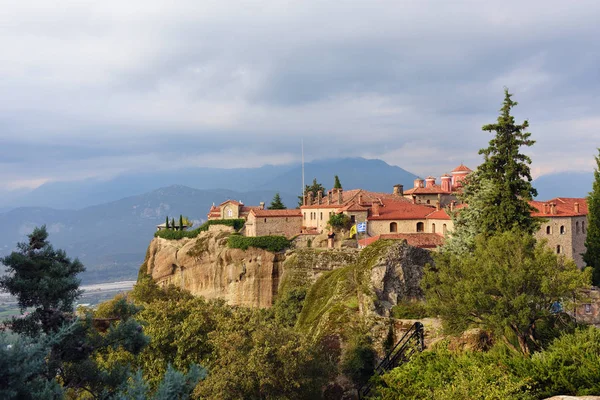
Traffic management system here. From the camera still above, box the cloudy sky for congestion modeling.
[1,0,599,191]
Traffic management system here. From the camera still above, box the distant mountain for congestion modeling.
[533,171,593,200]
[1,158,418,210]
[0,186,297,283]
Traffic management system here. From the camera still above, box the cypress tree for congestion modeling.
[333,175,342,189]
[171,218,176,231]
[165,216,169,230]
[179,214,184,230]
[584,149,600,285]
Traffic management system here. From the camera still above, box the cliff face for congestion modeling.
[145,230,282,307]
[143,230,361,308]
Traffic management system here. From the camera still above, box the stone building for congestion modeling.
[530,197,588,269]
[402,164,472,207]
[245,209,302,238]
[207,199,264,220]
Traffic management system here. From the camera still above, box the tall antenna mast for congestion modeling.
[301,139,305,198]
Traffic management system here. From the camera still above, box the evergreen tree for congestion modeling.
[445,89,540,254]
[268,193,286,210]
[179,214,184,230]
[584,149,600,286]
[298,178,327,207]
[165,216,169,230]
[171,218,176,231]
[333,175,342,189]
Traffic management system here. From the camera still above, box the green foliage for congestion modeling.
[445,89,540,254]
[165,216,169,230]
[154,219,245,240]
[328,213,352,231]
[375,345,535,399]
[298,178,326,207]
[0,225,85,336]
[268,192,286,210]
[272,287,307,327]
[227,234,291,252]
[423,230,591,354]
[391,300,429,319]
[341,335,377,387]
[532,326,600,397]
[333,175,342,189]
[584,149,600,285]
[179,214,184,230]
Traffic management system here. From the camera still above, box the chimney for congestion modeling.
[317,190,323,205]
[372,202,380,216]
[550,202,556,215]
[575,202,580,213]
[543,203,549,214]
[358,194,363,205]
[412,195,417,204]
[338,188,343,204]
[414,178,424,189]
[259,202,265,210]
[425,176,436,188]
[328,190,332,204]
[393,184,404,196]
[450,201,455,212]
[307,191,314,206]
[436,202,441,211]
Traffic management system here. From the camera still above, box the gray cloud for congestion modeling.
[0,0,599,190]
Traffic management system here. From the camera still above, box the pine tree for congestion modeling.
[444,89,540,254]
[584,149,600,285]
[298,179,327,207]
[268,193,287,210]
[477,88,539,235]
[333,175,342,189]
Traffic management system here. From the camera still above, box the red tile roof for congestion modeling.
[219,199,243,206]
[403,185,453,195]
[368,198,435,220]
[452,164,472,173]
[251,209,302,218]
[426,209,451,220]
[529,198,588,217]
[358,233,444,249]
[300,189,406,209]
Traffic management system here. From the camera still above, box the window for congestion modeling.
[320,212,323,220]
[350,215,356,224]
[576,221,580,234]
[443,224,447,234]
[546,226,552,235]
[426,199,430,204]
[556,245,562,254]
[303,213,306,221]
[264,218,267,223]
[431,223,436,233]
[390,222,398,233]
[560,225,565,235]
[585,304,592,314]
[417,222,424,232]
[227,209,233,218]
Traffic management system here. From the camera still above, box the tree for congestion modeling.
[0,226,84,336]
[444,89,540,254]
[179,214,184,230]
[583,149,600,286]
[171,218,176,231]
[333,175,342,189]
[423,230,590,354]
[298,178,326,207]
[165,216,170,230]
[268,192,286,210]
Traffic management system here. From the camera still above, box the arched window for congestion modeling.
[426,199,431,204]
[443,224,447,234]
[431,223,436,233]
[546,226,552,235]
[417,222,424,232]
[576,221,580,234]
[556,245,562,254]
[560,225,565,235]
[264,218,267,223]
[390,222,398,233]
[227,209,233,218]
[320,212,323,220]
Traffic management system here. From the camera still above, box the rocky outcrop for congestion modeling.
[143,230,363,308]
[145,230,282,308]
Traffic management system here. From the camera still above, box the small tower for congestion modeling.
[451,164,472,188]
[440,174,452,192]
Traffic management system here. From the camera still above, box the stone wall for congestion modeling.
[246,214,302,238]
[368,219,427,236]
[534,215,587,269]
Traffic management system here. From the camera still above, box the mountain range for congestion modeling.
[0,157,593,284]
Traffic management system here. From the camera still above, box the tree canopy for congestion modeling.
[583,148,600,285]
[298,178,327,207]
[268,192,286,210]
[423,230,590,354]
[333,175,342,189]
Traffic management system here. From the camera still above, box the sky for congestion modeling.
[1,0,599,192]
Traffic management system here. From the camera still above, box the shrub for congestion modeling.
[328,213,352,231]
[227,235,291,252]
[154,219,245,240]
[341,335,377,387]
[391,300,429,319]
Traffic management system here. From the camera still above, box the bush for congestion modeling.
[328,213,352,231]
[391,300,429,319]
[341,336,377,387]
[227,235,291,252]
[154,219,245,240]
[273,288,307,327]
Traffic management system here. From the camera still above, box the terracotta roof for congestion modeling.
[251,209,302,218]
[368,198,435,220]
[219,199,243,206]
[240,206,262,213]
[529,198,588,217]
[426,209,451,220]
[403,185,453,195]
[338,203,370,212]
[300,189,405,209]
[359,233,444,249]
[452,164,472,173]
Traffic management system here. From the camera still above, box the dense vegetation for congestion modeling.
[227,234,291,252]
[584,148,600,285]
[154,218,245,240]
